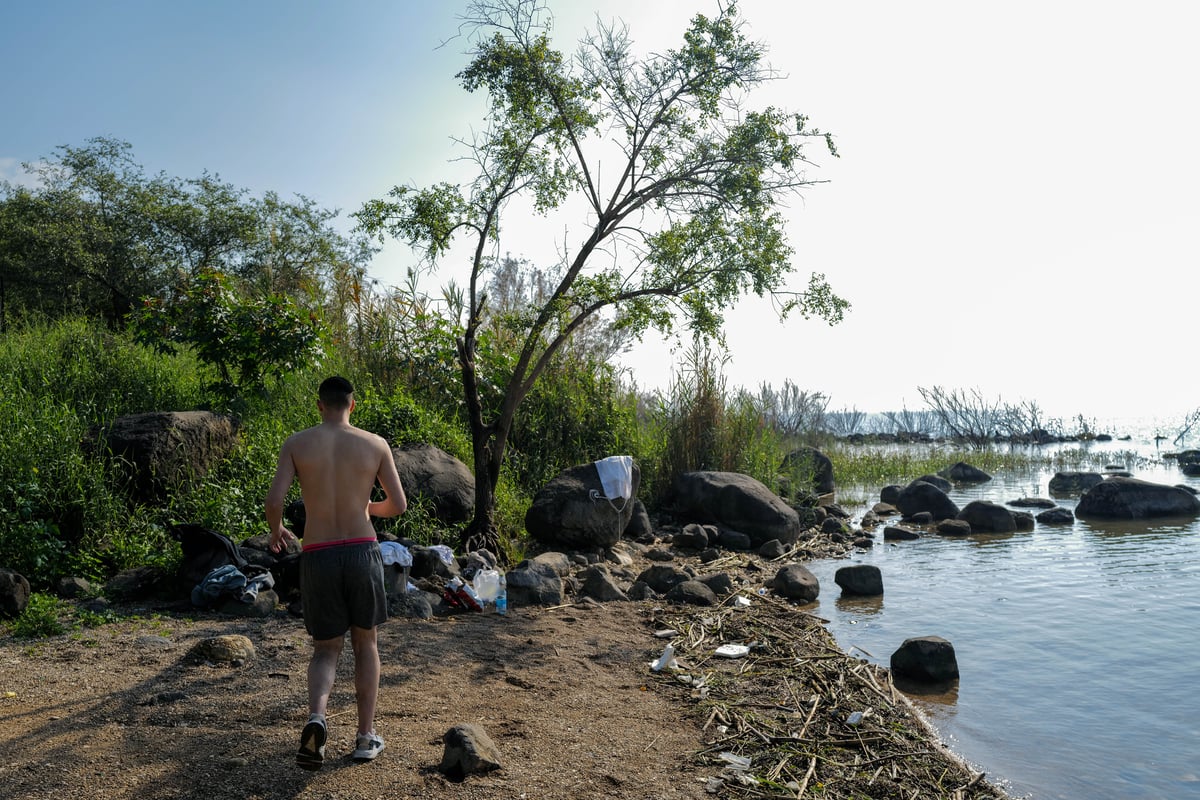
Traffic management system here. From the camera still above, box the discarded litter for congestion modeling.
[654,628,679,639]
[732,596,752,608]
[714,644,750,658]
[650,643,677,672]
[846,708,872,726]
[717,751,752,771]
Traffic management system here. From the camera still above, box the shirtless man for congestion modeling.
[266,376,407,770]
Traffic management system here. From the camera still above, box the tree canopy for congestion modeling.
[0,137,376,333]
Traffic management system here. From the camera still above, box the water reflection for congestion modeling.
[809,434,1200,800]
[834,594,884,616]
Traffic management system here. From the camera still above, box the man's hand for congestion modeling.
[270,526,298,553]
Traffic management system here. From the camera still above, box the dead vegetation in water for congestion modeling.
[647,593,1010,800]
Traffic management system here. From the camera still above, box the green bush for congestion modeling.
[10,593,67,639]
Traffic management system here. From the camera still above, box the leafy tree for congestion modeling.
[356,0,849,552]
[131,270,325,401]
[0,137,375,333]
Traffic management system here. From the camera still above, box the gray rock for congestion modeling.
[219,589,279,618]
[635,565,690,594]
[525,461,641,550]
[912,474,952,493]
[957,500,1017,534]
[1009,497,1057,509]
[504,561,564,607]
[670,471,801,546]
[835,564,883,596]
[890,636,959,683]
[716,529,753,551]
[440,723,502,779]
[623,499,654,540]
[673,523,711,550]
[1075,476,1200,520]
[1036,506,1075,525]
[578,566,629,603]
[780,446,835,494]
[627,581,656,600]
[0,568,31,618]
[896,481,960,521]
[936,519,972,536]
[665,580,718,606]
[390,443,475,523]
[883,526,921,541]
[56,576,93,599]
[939,462,992,483]
[82,411,239,503]
[697,572,735,596]
[191,635,255,665]
[758,539,788,560]
[770,564,819,603]
[389,590,435,619]
[530,552,572,576]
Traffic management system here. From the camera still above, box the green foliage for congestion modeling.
[356,1,848,545]
[352,381,470,458]
[0,137,375,332]
[640,339,785,504]
[506,354,641,493]
[131,270,326,402]
[10,594,67,639]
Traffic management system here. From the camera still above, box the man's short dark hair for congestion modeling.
[318,376,354,409]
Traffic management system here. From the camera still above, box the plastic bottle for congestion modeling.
[495,572,507,616]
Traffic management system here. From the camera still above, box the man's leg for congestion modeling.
[308,636,344,717]
[349,625,380,735]
[297,636,342,769]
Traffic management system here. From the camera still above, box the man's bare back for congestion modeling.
[266,386,406,552]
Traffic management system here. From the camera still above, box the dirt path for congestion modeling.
[1,600,712,800]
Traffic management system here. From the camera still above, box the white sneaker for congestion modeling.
[352,731,385,762]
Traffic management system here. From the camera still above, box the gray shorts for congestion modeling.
[299,541,387,640]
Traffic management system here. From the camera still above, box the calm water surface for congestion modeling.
[805,436,1200,800]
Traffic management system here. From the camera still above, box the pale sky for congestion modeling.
[3,1,1197,424]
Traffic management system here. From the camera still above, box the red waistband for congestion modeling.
[302,536,378,553]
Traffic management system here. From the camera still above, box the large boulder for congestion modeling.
[896,481,960,521]
[834,564,883,596]
[957,500,1017,533]
[770,564,820,603]
[390,444,475,523]
[1075,476,1200,520]
[890,636,959,683]
[780,447,835,495]
[83,411,239,503]
[0,568,31,618]
[939,462,992,483]
[525,462,641,550]
[669,471,801,547]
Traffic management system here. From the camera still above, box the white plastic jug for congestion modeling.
[472,569,502,603]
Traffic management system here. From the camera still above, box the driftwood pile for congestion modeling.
[647,589,1010,800]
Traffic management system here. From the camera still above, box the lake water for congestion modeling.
[804,429,1200,800]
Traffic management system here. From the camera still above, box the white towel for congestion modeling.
[594,455,633,501]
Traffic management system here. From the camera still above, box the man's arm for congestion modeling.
[367,439,407,518]
[266,438,299,552]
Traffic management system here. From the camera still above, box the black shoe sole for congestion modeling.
[296,720,327,770]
